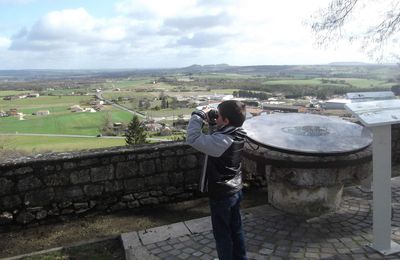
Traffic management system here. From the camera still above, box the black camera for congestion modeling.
[207,109,219,125]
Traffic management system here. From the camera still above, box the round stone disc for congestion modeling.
[243,113,372,155]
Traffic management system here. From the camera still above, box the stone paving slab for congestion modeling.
[184,216,212,234]
[138,222,191,245]
[122,177,400,259]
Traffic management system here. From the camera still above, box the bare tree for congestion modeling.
[309,0,400,60]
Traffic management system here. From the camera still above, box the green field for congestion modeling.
[263,77,394,88]
[0,109,133,135]
[0,135,126,153]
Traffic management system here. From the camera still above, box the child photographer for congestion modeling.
[186,100,248,260]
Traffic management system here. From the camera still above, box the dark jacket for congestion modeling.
[186,114,246,199]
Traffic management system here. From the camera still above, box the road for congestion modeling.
[96,92,146,118]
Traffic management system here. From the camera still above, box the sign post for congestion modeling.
[345,99,400,255]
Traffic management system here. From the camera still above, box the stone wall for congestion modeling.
[0,142,206,226]
[393,124,400,164]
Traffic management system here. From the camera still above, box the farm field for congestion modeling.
[263,77,394,88]
[0,135,125,153]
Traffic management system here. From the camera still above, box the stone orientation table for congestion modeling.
[243,113,373,217]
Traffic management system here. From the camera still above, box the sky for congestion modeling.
[0,0,393,69]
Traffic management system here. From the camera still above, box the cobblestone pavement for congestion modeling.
[121,177,400,259]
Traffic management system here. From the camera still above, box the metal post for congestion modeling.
[371,125,400,254]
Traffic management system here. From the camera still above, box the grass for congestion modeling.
[0,187,268,258]
[263,78,325,86]
[21,238,124,260]
[0,95,93,110]
[0,135,126,152]
[0,90,31,97]
[0,109,132,135]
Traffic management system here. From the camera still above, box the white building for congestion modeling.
[321,99,351,110]
[36,110,50,116]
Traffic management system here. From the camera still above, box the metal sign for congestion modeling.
[345,99,400,255]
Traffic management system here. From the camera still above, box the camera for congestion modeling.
[207,109,219,125]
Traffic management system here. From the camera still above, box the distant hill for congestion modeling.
[329,62,371,66]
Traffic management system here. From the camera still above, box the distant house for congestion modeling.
[27,93,40,98]
[84,108,96,113]
[36,110,50,116]
[7,108,18,116]
[70,105,84,112]
[90,100,104,106]
[321,99,351,110]
[261,103,301,113]
[0,110,8,117]
[94,104,104,111]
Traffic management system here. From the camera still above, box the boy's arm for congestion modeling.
[186,114,233,157]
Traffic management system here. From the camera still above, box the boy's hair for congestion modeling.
[218,100,246,127]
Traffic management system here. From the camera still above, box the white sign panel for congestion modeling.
[345,100,400,127]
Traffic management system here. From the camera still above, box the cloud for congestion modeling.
[10,8,127,51]
[0,0,33,5]
[174,32,232,48]
[0,37,11,49]
[163,13,233,31]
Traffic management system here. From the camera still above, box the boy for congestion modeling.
[186,100,247,260]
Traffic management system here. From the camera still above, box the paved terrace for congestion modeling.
[121,177,400,260]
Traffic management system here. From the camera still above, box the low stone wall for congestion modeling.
[393,124,400,164]
[0,142,206,226]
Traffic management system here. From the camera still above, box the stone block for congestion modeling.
[109,202,126,211]
[128,200,140,208]
[140,197,159,205]
[184,169,200,184]
[59,186,84,201]
[139,160,156,176]
[110,155,126,163]
[150,190,163,196]
[0,195,22,210]
[169,172,184,185]
[36,210,47,220]
[63,162,76,169]
[79,158,100,167]
[91,165,114,182]
[116,161,138,179]
[124,178,145,192]
[70,169,91,184]
[16,210,35,224]
[0,212,13,225]
[25,188,54,206]
[161,150,175,157]
[84,184,104,197]
[73,202,89,209]
[104,181,124,193]
[165,186,178,196]
[162,157,177,172]
[0,177,14,195]
[14,167,33,175]
[179,155,198,169]
[17,176,42,191]
[121,194,135,201]
[59,201,72,208]
[43,173,69,186]
[145,174,168,187]
[134,192,149,199]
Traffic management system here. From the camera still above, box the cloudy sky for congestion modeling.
[0,0,387,69]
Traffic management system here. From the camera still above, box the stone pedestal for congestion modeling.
[243,145,372,217]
